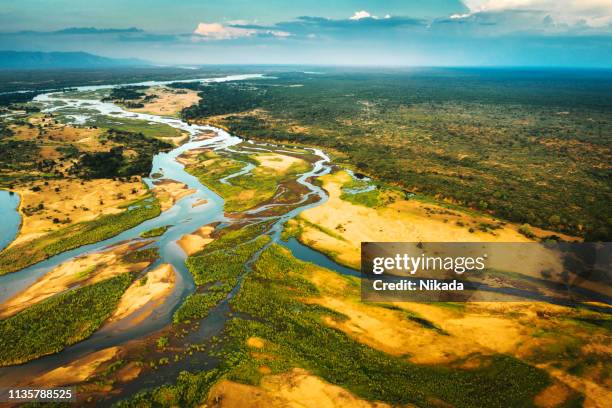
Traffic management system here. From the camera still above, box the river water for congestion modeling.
[0,191,20,252]
[0,73,356,386]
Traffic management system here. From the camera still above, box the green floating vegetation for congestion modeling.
[140,225,170,238]
[0,195,161,276]
[0,273,134,366]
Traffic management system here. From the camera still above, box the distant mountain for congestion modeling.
[0,51,149,69]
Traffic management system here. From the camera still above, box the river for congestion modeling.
[0,73,357,388]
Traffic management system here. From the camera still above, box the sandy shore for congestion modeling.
[10,178,147,247]
[192,198,208,207]
[153,179,196,211]
[108,263,176,323]
[295,170,572,269]
[207,368,389,408]
[125,86,200,117]
[177,225,215,256]
[255,153,307,173]
[0,241,153,318]
[31,347,120,387]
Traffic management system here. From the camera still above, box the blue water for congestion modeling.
[281,238,359,277]
[0,190,20,252]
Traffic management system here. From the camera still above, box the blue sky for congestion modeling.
[1,0,611,67]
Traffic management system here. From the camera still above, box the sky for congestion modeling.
[0,0,611,67]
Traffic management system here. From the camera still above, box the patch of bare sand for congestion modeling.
[207,368,390,408]
[306,268,484,363]
[297,170,573,270]
[255,153,308,174]
[538,365,612,408]
[31,347,120,387]
[11,178,146,246]
[0,241,153,318]
[126,86,200,117]
[177,225,215,256]
[114,362,142,383]
[108,263,176,323]
[247,337,266,349]
[304,255,608,404]
[534,383,572,408]
[153,179,196,211]
[192,198,208,207]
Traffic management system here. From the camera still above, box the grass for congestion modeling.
[185,235,269,287]
[0,195,161,276]
[340,189,381,208]
[121,247,159,263]
[174,229,270,324]
[186,150,309,212]
[172,292,227,324]
[140,225,170,238]
[0,273,134,366]
[73,114,183,139]
[198,221,272,254]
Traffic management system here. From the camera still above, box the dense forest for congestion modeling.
[180,70,612,240]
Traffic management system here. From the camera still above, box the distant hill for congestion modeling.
[0,51,149,69]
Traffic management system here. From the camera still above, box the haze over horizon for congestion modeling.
[1,0,611,67]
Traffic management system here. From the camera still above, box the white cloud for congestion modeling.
[461,0,612,27]
[350,10,372,20]
[270,30,291,37]
[193,23,255,40]
[193,23,290,40]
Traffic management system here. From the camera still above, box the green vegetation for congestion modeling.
[0,273,134,366]
[183,71,612,240]
[186,150,309,212]
[115,369,221,408]
[103,86,156,109]
[172,292,227,324]
[199,221,272,254]
[180,82,263,119]
[186,235,269,287]
[0,67,238,93]
[225,244,551,407]
[74,114,183,139]
[173,223,271,324]
[0,195,161,276]
[121,247,159,263]
[140,225,170,238]
[74,129,172,178]
[107,86,147,101]
[126,244,554,407]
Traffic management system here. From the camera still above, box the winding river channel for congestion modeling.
[2,74,608,396]
[0,74,352,388]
